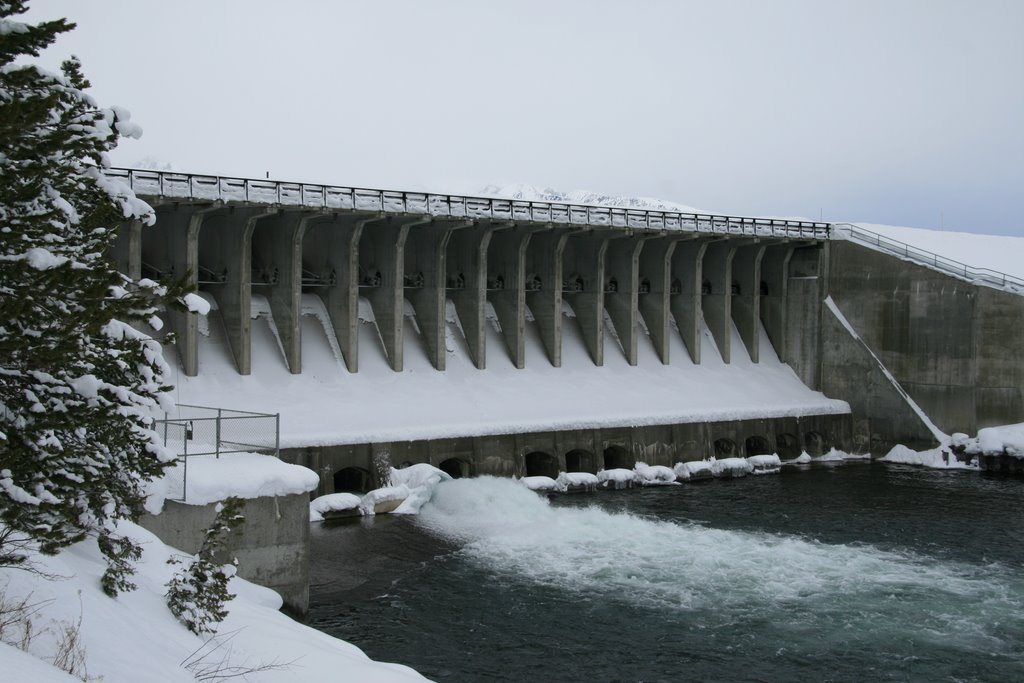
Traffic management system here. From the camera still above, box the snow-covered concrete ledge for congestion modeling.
[142,453,320,613]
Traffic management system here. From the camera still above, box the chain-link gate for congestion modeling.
[154,404,280,501]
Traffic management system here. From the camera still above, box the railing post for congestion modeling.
[215,408,222,459]
[182,430,188,502]
[275,413,281,458]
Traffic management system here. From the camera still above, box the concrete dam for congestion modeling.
[109,168,1024,494]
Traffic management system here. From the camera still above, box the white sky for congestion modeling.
[22,0,1024,235]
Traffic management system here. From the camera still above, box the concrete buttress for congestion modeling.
[563,232,611,366]
[604,234,649,366]
[525,227,574,366]
[732,242,766,363]
[405,219,470,371]
[303,215,379,373]
[446,221,493,369]
[198,207,277,375]
[143,204,220,377]
[251,210,321,374]
[760,244,794,360]
[702,240,737,363]
[358,217,415,371]
[638,236,683,364]
[670,238,708,364]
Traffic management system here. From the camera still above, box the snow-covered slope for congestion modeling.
[844,222,1024,282]
[0,523,427,683]
[165,294,848,448]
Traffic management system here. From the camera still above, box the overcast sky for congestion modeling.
[23,0,1024,235]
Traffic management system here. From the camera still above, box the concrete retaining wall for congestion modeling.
[140,493,310,616]
[827,240,1024,437]
[283,413,852,496]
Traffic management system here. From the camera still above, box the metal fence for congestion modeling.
[106,167,832,240]
[833,223,1024,293]
[154,404,280,502]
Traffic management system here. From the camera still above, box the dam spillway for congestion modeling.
[108,168,1024,493]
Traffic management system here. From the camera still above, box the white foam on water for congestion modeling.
[417,477,1024,653]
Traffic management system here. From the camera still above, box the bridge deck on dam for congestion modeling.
[167,292,848,449]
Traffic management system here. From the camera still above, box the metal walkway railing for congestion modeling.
[154,404,280,502]
[107,167,831,240]
[833,223,1023,293]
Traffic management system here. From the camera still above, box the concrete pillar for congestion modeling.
[702,240,737,363]
[446,221,492,369]
[604,234,649,365]
[639,236,682,365]
[487,226,538,368]
[669,238,707,364]
[251,210,323,374]
[525,227,573,367]
[358,217,416,372]
[563,232,610,366]
[405,219,468,371]
[760,244,794,360]
[112,220,143,280]
[732,243,766,363]
[199,207,277,375]
[786,244,824,389]
[302,214,378,373]
[145,204,220,376]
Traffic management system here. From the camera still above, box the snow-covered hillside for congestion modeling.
[845,222,1024,282]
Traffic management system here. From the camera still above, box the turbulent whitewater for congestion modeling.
[309,465,1024,682]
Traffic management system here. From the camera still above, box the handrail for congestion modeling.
[106,167,831,241]
[833,222,1023,293]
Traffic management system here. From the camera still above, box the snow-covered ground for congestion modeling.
[0,523,428,683]
[147,452,320,510]
[165,294,848,448]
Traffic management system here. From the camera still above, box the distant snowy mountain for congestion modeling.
[480,182,706,214]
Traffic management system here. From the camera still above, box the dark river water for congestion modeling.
[307,462,1024,682]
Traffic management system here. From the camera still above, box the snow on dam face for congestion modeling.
[113,171,1024,490]
[168,292,847,447]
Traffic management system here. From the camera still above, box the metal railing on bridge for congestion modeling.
[833,223,1024,293]
[107,167,831,240]
[154,404,280,502]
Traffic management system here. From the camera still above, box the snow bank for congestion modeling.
[150,454,319,511]
[0,523,427,682]
[881,445,977,470]
[555,471,600,490]
[391,463,453,489]
[309,492,362,522]
[972,423,1024,458]
[597,468,636,489]
[847,223,1024,284]
[359,485,411,516]
[633,462,679,486]
[784,453,813,464]
[392,464,452,515]
[675,460,713,479]
[747,454,782,474]
[519,475,560,492]
[711,457,753,477]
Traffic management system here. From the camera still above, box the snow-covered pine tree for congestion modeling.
[0,1,188,594]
